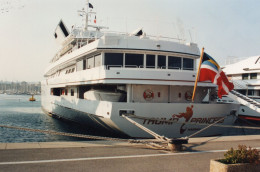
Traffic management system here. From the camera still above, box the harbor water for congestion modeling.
[0,94,260,143]
[0,94,95,143]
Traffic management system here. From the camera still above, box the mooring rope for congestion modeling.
[0,124,129,142]
[185,115,228,139]
[0,124,166,146]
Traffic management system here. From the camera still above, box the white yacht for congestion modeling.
[41,1,239,138]
[222,56,260,122]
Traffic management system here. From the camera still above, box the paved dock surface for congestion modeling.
[0,135,260,172]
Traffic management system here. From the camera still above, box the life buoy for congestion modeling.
[185,91,192,101]
[143,89,154,101]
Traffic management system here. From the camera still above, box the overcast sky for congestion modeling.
[0,0,259,82]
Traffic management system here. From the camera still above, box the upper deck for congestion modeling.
[43,31,211,87]
[45,34,217,86]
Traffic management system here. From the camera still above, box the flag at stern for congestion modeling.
[199,52,234,98]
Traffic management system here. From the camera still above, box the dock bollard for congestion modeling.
[168,139,188,152]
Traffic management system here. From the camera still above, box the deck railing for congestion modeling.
[106,65,194,71]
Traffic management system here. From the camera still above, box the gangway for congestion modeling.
[227,90,260,113]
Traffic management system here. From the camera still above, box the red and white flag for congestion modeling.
[199,52,234,98]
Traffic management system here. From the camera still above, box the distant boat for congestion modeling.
[29,95,36,101]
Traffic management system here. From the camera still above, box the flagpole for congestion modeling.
[192,47,204,102]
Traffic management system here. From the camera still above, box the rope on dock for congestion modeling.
[0,124,166,147]
[0,124,129,142]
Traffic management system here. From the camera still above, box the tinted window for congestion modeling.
[248,90,254,96]
[158,55,166,69]
[125,53,144,68]
[250,73,257,79]
[146,54,155,68]
[104,53,123,67]
[168,56,181,69]
[242,74,248,80]
[238,90,246,95]
[183,58,194,70]
[83,59,87,70]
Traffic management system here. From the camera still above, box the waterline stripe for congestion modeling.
[0,148,260,165]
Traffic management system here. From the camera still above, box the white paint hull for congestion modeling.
[42,94,239,138]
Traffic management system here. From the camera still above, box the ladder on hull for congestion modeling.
[227,90,260,113]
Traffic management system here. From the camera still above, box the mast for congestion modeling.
[85,0,89,31]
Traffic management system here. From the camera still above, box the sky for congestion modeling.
[0,0,260,82]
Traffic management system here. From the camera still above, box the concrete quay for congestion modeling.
[0,135,260,172]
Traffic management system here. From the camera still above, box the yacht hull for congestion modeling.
[42,95,239,138]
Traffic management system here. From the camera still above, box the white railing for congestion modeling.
[106,65,194,71]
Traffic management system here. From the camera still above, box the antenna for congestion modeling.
[188,30,193,42]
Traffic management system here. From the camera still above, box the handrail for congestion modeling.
[232,80,250,90]
[106,65,123,70]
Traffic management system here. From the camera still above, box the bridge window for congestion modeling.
[242,74,248,80]
[125,53,144,68]
[158,55,166,69]
[250,73,257,79]
[183,58,194,70]
[168,56,181,69]
[146,54,155,68]
[104,53,123,67]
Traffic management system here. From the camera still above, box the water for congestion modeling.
[0,94,93,143]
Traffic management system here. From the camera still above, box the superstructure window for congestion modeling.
[125,53,144,68]
[71,89,74,96]
[146,54,155,68]
[83,59,87,70]
[248,90,254,96]
[183,58,194,70]
[242,74,248,80]
[238,90,246,95]
[52,88,61,96]
[250,73,257,79]
[168,56,181,69]
[158,55,166,69]
[104,53,123,67]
